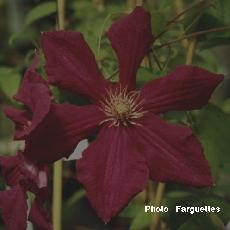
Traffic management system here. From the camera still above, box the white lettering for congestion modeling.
[176,206,181,212]
[145,206,151,212]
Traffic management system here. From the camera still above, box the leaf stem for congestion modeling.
[151,51,163,71]
[184,37,197,127]
[157,25,230,48]
[182,0,198,128]
[52,1,65,230]
[186,38,197,65]
[154,0,207,40]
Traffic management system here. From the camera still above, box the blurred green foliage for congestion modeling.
[0,0,229,229]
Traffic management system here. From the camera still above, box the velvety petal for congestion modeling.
[14,60,51,109]
[107,6,153,90]
[6,67,52,139]
[135,113,213,187]
[77,126,149,222]
[4,107,31,140]
[29,198,52,230]
[0,152,49,194]
[0,153,23,187]
[20,158,49,194]
[24,103,105,163]
[41,31,111,102]
[0,186,28,230]
[140,66,224,113]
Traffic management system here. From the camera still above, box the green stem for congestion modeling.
[52,1,65,230]
[151,182,166,230]
[92,0,105,12]
[52,161,63,230]
[136,0,143,6]
[185,38,197,65]
[57,0,65,30]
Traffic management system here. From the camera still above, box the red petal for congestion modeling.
[140,66,224,113]
[135,113,213,187]
[107,6,153,90]
[4,107,31,140]
[0,153,23,187]
[20,157,49,193]
[29,198,52,230]
[41,31,111,102]
[0,186,28,230]
[14,63,51,110]
[0,152,49,194]
[24,103,105,163]
[77,126,149,222]
[6,67,52,139]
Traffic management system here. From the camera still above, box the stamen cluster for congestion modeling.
[100,86,145,126]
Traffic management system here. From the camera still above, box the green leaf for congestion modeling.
[199,35,230,49]
[24,2,56,26]
[130,207,151,230]
[180,0,210,34]
[196,0,230,49]
[197,13,224,31]
[163,192,229,229]
[197,13,230,49]
[151,11,165,34]
[0,67,21,98]
[120,203,142,218]
[178,213,224,230]
[193,104,230,179]
[221,99,230,113]
[136,67,166,88]
[219,0,230,24]
[136,67,154,86]
[166,191,193,199]
[202,195,230,224]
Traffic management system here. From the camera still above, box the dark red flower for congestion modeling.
[5,52,104,163]
[1,53,53,229]
[0,152,52,230]
[24,6,223,222]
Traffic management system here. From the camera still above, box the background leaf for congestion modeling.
[178,213,224,230]
[24,2,56,26]
[0,67,21,98]
[193,104,230,179]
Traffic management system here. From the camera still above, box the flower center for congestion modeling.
[115,101,129,115]
[100,87,145,127]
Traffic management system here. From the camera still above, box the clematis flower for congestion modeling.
[2,52,88,228]
[0,152,52,230]
[4,53,93,163]
[31,6,223,222]
[2,54,55,229]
